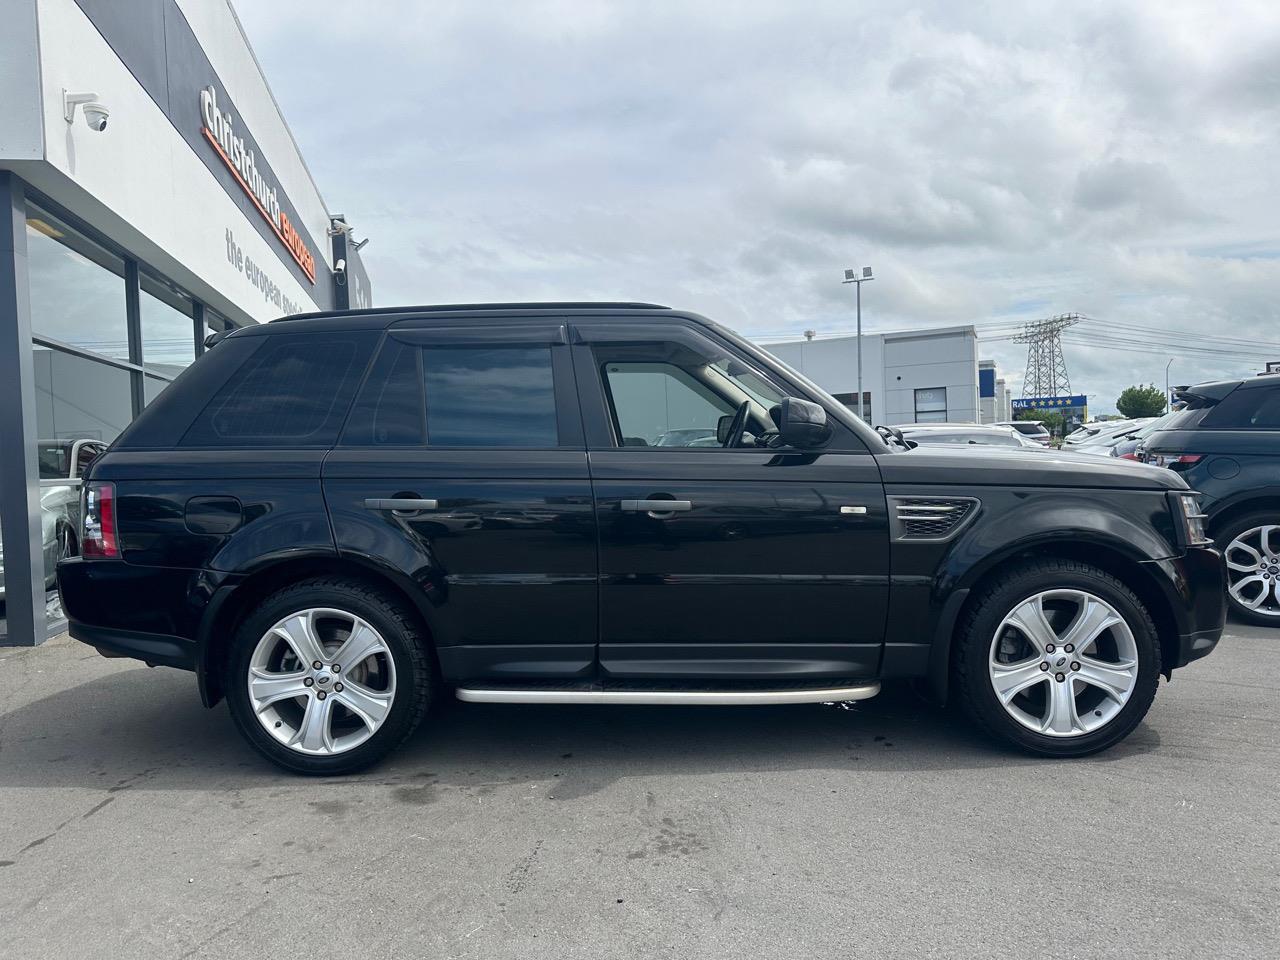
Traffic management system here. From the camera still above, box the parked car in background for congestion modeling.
[894,423,1044,450]
[1068,419,1155,457]
[1064,418,1148,449]
[1143,374,1280,625]
[0,439,105,600]
[654,427,717,447]
[59,303,1225,774]
[997,420,1051,446]
[1112,413,1177,461]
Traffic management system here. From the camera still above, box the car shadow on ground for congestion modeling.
[0,664,1161,795]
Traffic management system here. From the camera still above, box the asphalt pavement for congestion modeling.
[0,622,1275,959]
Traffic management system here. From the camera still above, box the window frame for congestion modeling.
[914,387,948,424]
[567,320,868,453]
[376,323,583,450]
[22,186,247,426]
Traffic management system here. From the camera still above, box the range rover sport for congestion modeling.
[58,303,1226,774]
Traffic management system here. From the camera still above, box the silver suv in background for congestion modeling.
[997,420,1051,445]
[0,439,105,600]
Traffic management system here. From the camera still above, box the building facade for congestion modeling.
[0,0,372,645]
[763,325,980,426]
[978,360,1013,423]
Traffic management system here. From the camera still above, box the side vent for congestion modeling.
[889,497,979,542]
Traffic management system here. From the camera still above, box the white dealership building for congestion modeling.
[763,326,984,426]
[0,0,372,645]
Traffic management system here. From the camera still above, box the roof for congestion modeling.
[762,323,978,346]
[271,301,671,324]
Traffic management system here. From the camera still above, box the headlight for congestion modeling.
[1176,493,1212,547]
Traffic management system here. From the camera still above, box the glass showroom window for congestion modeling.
[140,272,196,376]
[33,344,134,442]
[25,203,130,361]
[914,387,948,423]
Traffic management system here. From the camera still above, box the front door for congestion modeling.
[323,321,598,682]
[572,321,889,681]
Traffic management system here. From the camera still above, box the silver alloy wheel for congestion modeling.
[248,607,397,756]
[1224,525,1280,618]
[988,590,1139,738]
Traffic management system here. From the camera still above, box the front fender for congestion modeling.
[882,486,1182,701]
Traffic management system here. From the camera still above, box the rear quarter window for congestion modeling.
[181,333,377,447]
[1202,385,1280,429]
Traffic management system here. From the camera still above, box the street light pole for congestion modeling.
[842,266,874,421]
[1165,358,1174,412]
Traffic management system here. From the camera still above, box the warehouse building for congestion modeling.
[0,0,372,645]
[762,325,981,426]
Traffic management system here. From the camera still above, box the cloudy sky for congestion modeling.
[235,0,1280,414]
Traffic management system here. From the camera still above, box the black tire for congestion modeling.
[954,559,1161,758]
[1214,510,1280,627]
[225,577,433,775]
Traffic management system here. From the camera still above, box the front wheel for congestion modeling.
[1216,512,1280,626]
[225,578,433,775]
[954,560,1161,757]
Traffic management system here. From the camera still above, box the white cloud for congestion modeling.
[235,0,1280,412]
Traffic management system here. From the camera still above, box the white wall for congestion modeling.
[176,0,333,264]
[766,336,885,420]
[21,0,320,324]
[880,329,978,424]
[0,0,43,161]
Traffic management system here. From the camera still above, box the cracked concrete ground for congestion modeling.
[0,623,1276,959]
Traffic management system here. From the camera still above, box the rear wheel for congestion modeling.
[1216,511,1280,626]
[225,578,432,775]
[955,559,1161,757]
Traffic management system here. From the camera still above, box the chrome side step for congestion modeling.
[455,683,880,706]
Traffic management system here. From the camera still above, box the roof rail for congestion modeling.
[270,301,671,323]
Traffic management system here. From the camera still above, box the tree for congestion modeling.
[1116,384,1167,418]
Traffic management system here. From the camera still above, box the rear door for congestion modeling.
[572,320,889,681]
[323,321,598,682]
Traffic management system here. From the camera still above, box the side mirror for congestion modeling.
[716,414,735,445]
[777,397,831,449]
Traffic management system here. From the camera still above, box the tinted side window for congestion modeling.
[605,362,735,446]
[182,333,376,447]
[423,346,558,447]
[1203,386,1280,429]
[342,339,425,446]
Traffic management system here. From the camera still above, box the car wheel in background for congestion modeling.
[225,578,433,775]
[954,559,1161,757]
[1216,511,1280,627]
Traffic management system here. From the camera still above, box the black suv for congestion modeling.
[58,303,1226,774]
[1142,373,1280,626]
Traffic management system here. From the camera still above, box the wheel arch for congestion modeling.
[928,536,1181,704]
[1206,495,1280,540]
[196,553,439,708]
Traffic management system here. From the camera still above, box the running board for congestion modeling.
[455,683,880,706]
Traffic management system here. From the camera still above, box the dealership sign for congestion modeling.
[1012,394,1088,411]
[200,86,316,284]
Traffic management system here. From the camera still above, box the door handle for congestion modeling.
[363,497,439,516]
[621,499,693,517]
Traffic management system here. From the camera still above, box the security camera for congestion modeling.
[335,258,347,272]
[63,90,109,131]
[82,102,110,131]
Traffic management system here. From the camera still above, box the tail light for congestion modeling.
[1118,452,1139,461]
[82,481,119,558]
[1166,454,1203,472]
